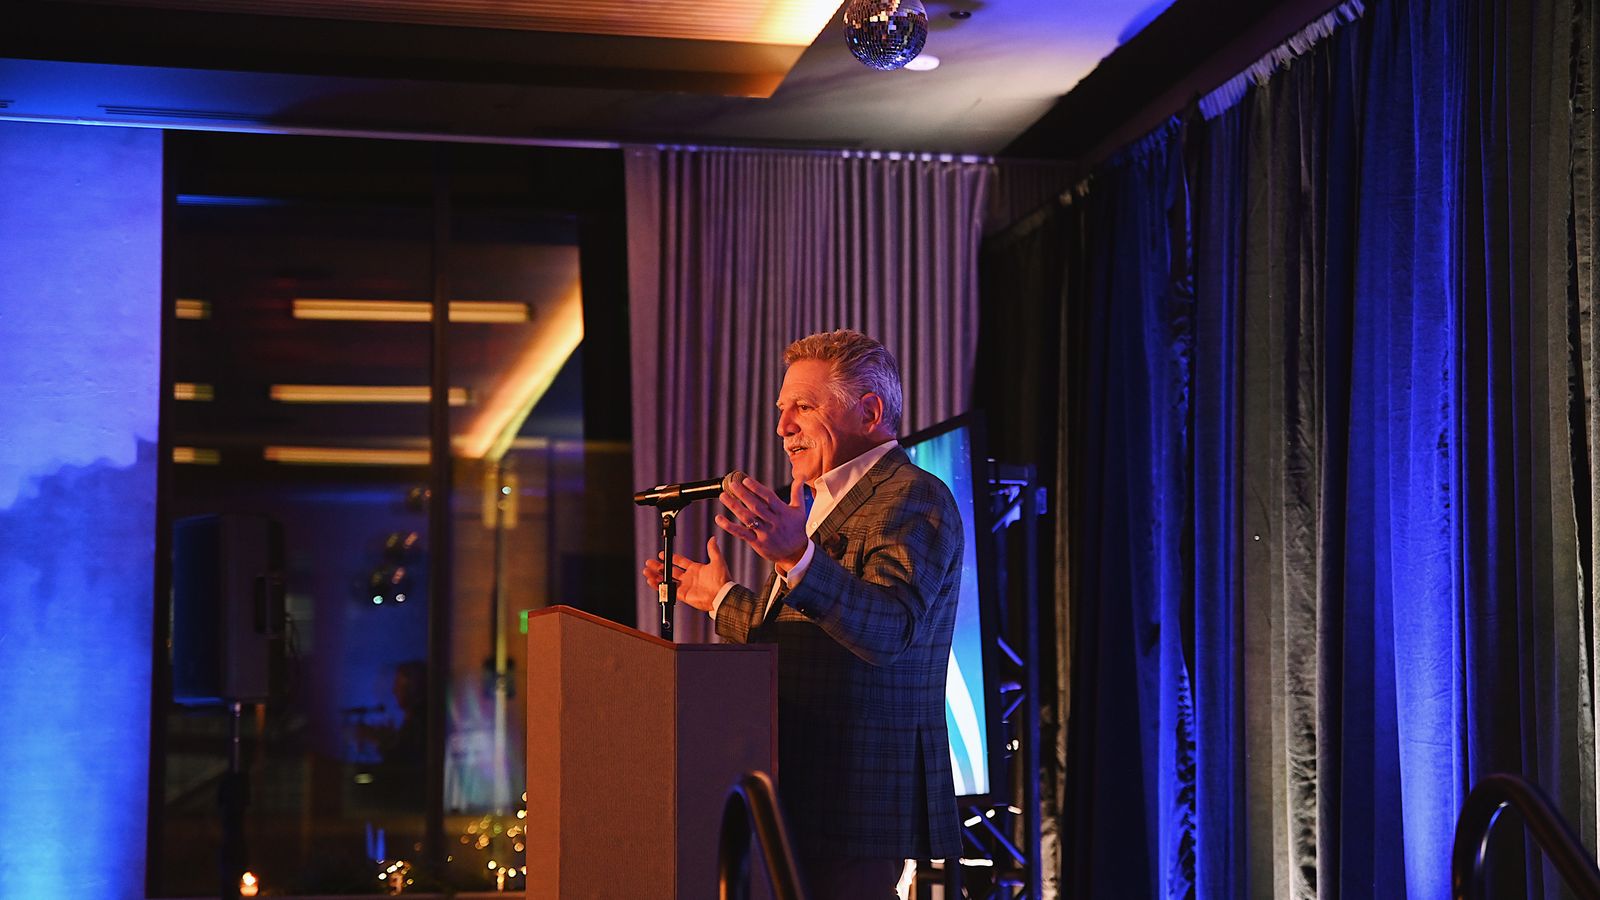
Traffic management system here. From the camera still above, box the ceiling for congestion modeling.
[2,0,1181,154]
[5,0,1334,474]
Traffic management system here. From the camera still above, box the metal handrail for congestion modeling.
[717,771,808,900]
[1452,773,1600,899]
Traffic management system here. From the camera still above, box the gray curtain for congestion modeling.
[624,146,992,641]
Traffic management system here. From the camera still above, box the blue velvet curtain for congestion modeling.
[1046,0,1600,895]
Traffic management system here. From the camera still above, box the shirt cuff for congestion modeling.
[709,581,737,619]
[781,539,817,587]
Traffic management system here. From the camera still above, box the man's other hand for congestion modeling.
[641,536,729,612]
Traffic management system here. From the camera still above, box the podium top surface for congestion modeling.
[527,605,773,653]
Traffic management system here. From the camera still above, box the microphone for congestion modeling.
[634,470,746,509]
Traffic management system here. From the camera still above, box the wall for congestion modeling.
[0,121,163,899]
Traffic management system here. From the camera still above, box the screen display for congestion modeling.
[903,424,990,797]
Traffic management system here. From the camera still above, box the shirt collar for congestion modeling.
[811,438,899,509]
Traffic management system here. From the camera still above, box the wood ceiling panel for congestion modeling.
[78,0,842,45]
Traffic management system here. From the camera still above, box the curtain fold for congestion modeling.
[1576,0,1600,855]
[624,148,991,640]
[1031,0,1600,895]
[1189,100,1248,900]
[1059,131,1188,898]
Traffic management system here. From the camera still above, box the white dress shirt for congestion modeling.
[710,439,899,621]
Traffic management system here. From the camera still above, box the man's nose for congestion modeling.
[776,408,797,436]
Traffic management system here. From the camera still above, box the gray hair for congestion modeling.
[783,329,904,433]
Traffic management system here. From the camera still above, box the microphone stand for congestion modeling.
[658,507,680,639]
[640,475,739,640]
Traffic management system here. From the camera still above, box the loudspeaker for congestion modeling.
[171,513,285,705]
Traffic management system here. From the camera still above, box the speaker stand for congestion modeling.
[218,700,248,900]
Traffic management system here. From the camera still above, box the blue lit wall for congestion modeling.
[0,121,163,899]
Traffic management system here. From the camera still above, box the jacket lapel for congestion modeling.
[810,446,908,544]
[752,570,789,633]
[755,570,778,617]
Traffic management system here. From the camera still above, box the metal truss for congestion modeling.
[922,462,1045,900]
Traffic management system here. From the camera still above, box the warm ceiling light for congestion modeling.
[264,446,430,466]
[293,299,430,322]
[175,298,210,320]
[269,385,469,406]
[750,0,845,45]
[449,302,535,324]
[173,382,214,401]
[291,299,531,323]
[456,282,585,461]
[172,446,220,465]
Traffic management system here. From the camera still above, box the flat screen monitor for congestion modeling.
[902,414,997,799]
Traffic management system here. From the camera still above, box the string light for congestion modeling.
[458,799,528,891]
[374,859,412,895]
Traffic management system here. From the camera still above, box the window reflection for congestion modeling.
[155,134,631,896]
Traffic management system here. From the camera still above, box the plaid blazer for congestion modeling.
[715,447,963,860]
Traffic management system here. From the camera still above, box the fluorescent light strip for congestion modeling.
[294,299,429,322]
[172,446,220,465]
[270,385,469,406]
[449,301,534,324]
[292,299,530,323]
[264,446,430,467]
[173,382,215,401]
[175,298,210,320]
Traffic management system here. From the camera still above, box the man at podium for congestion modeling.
[642,329,964,899]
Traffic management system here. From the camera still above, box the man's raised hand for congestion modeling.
[716,475,809,573]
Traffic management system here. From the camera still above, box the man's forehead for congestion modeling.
[777,382,825,404]
[778,361,835,402]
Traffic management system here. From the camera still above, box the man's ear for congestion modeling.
[859,392,886,430]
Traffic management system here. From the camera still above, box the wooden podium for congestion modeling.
[524,606,777,899]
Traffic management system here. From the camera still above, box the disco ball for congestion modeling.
[842,0,929,71]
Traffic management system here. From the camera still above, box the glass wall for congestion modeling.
[152,133,632,896]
